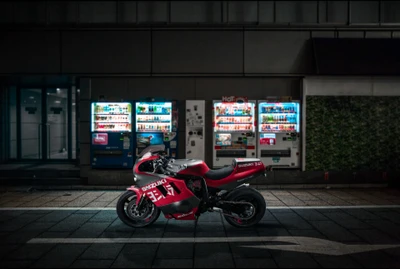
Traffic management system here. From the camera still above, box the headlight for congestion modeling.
[133,176,137,182]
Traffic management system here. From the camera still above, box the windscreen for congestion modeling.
[137,144,166,158]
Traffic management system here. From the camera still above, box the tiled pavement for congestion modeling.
[0,187,399,268]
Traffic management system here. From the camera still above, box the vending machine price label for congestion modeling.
[272,157,280,163]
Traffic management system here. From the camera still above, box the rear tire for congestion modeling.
[222,187,266,228]
[116,191,160,228]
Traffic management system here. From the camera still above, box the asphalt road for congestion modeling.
[1,205,400,268]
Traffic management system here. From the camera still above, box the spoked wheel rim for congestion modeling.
[227,196,259,225]
[123,194,157,225]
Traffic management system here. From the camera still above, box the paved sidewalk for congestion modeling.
[0,187,400,268]
[1,187,399,209]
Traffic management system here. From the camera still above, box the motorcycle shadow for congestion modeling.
[255,222,283,229]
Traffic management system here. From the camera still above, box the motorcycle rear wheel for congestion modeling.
[222,188,266,228]
[116,191,160,228]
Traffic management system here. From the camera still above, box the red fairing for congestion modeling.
[205,161,265,188]
[140,177,197,209]
[170,207,198,220]
[126,186,144,206]
[134,155,160,175]
[177,162,210,177]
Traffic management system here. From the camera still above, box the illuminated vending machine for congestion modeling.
[257,100,300,168]
[213,97,256,168]
[91,102,133,168]
[135,101,179,158]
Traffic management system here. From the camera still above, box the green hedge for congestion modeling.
[305,96,400,171]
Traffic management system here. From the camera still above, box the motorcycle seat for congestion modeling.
[205,165,234,180]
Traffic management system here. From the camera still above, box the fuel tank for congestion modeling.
[166,159,210,177]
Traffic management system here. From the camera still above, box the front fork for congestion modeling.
[127,186,145,206]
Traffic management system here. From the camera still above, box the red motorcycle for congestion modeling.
[116,145,267,228]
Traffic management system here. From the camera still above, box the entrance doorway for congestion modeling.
[16,87,77,161]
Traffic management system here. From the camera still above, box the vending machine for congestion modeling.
[213,97,256,168]
[186,100,205,160]
[91,102,134,168]
[257,100,300,168]
[135,101,179,158]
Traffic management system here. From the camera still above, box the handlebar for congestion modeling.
[153,153,174,175]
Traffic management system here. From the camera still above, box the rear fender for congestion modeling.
[126,186,144,206]
[224,185,259,200]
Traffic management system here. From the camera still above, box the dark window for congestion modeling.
[79,1,117,24]
[259,1,274,23]
[171,1,221,24]
[14,1,46,24]
[118,1,137,23]
[276,1,317,23]
[228,1,258,24]
[138,1,168,23]
[351,1,379,24]
[0,2,13,23]
[382,1,400,23]
[322,1,348,24]
[47,1,78,24]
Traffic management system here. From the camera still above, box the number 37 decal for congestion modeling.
[146,184,175,203]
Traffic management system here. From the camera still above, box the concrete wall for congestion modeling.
[0,29,398,76]
[0,31,61,74]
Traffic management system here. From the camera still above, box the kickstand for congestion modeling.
[194,214,200,228]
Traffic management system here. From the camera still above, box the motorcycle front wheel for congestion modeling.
[222,187,266,228]
[116,191,160,228]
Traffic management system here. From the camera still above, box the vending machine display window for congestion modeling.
[213,102,255,133]
[258,102,300,133]
[136,102,172,132]
[91,102,132,132]
[135,100,178,158]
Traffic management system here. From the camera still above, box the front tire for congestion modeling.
[116,191,160,228]
[222,187,266,228]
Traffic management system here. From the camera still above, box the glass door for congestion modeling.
[20,88,43,159]
[18,87,75,161]
[46,88,68,159]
